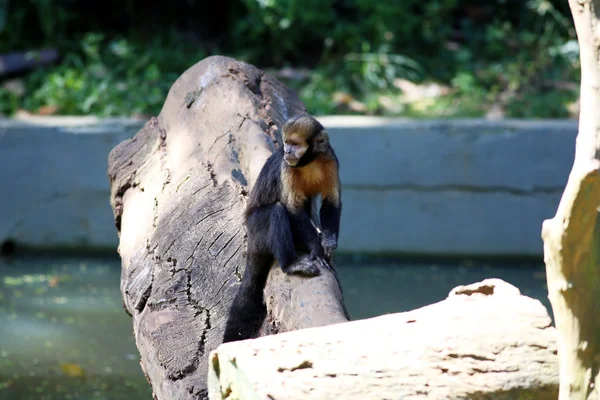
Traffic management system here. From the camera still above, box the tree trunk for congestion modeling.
[107,56,349,400]
[208,279,559,400]
[541,0,600,398]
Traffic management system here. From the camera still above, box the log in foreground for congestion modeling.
[541,0,600,398]
[107,56,348,400]
[209,279,559,400]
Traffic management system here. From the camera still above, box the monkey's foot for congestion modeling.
[283,255,322,276]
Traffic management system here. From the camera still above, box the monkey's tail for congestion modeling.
[222,255,270,342]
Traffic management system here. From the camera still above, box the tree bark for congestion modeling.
[541,1,600,399]
[107,56,348,400]
[208,279,559,400]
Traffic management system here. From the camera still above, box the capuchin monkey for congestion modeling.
[222,114,342,343]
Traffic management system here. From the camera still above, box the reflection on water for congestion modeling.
[0,255,551,399]
[0,256,151,400]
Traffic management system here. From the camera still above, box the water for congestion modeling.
[0,256,151,400]
[0,255,551,400]
[338,258,551,320]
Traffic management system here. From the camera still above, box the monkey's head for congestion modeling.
[281,114,330,167]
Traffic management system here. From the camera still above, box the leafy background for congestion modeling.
[0,0,581,119]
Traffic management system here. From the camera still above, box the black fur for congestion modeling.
[320,198,341,260]
[222,112,344,343]
[222,148,334,343]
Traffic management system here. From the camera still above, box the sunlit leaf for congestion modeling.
[0,380,12,390]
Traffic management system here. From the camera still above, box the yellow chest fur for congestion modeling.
[281,157,336,210]
[293,162,327,195]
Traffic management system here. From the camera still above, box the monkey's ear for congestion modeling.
[317,130,329,142]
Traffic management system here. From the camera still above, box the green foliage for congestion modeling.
[2,31,205,116]
[0,0,581,119]
[0,89,18,115]
[0,0,7,33]
[233,0,336,64]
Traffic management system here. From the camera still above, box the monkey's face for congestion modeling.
[283,137,307,167]
[283,130,330,166]
[282,114,329,167]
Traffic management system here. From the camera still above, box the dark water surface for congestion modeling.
[0,255,550,400]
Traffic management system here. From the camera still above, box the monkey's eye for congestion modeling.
[316,139,325,144]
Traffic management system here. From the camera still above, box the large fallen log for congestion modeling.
[209,279,559,400]
[107,56,348,400]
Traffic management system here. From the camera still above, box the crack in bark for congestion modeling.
[195,207,226,227]
[186,264,204,315]
[471,366,520,374]
[166,257,179,275]
[205,162,218,186]
[163,180,214,228]
[277,360,313,372]
[176,175,191,192]
[257,71,280,145]
[210,135,233,167]
[147,297,177,312]
[221,242,242,271]
[213,228,241,259]
[226,63,281,147]
[113,177,132,232]
[208,246,243,310]
[199,309,211,357]
[162,205,225,258]
[208,232,224,255]
[135,272,155,313]
[164,269,210,382]
[448,353,496,362]
[167,356,199,381]
[152,197,159,228]
[208,129,233,155]
[183,238,205,271]
[234,261,243,280]
[157,126,171,193]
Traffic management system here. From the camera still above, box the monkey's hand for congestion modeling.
[321,233,338,261]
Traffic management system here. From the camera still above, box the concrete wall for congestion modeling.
[0,116,143,252]
[320,117,576,257]
[0,115,577,256]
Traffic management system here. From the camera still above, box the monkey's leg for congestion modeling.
[288,208,332,272]
[270,203,323,276]
[223,204,319,343]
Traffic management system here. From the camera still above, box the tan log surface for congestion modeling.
[541,0,600,399]
[107,56,348,400]
[208,279,559,400]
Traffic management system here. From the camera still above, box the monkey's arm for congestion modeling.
[290,207,325,258]
[320,181,342,260]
